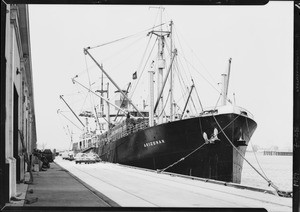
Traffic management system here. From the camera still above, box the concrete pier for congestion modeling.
[3,157,292,212]
[55,158,291,211]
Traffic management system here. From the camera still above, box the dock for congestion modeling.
[263,151,293,156]
[3,157,292,212]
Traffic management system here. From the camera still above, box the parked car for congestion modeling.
[75,153,89,164]
[86,153,101,162]
[61,151,69,159]
[67,151,75,161]
[62,151,74,160]
[75,152,99,164]
[43,149,54,162]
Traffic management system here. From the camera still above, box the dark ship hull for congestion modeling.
[96,110,257,183]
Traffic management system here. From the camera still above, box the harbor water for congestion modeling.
[241,151,293,192]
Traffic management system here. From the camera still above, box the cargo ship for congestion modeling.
[68,9,257,184]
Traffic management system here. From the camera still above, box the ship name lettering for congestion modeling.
[144,139,165,148]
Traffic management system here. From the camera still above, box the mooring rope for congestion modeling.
[157,142,207,173]
[212,115,292,198]
[245,118,270,182]
[157,114,240,174]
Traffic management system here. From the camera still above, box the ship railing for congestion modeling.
[120,120,149,138]
[236,106,254,119]
[200,105,254,119]
[107,120,150,141]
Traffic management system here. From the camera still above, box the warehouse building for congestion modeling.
[0,3,37,207]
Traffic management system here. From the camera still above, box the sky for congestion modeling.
[28,2,293,151]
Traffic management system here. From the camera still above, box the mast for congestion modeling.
[95,64,110,126]
[106,82,110,127]
[169,20,174,122]
[100,66,104,119]
[154,49,177,114]
[221,58,232,105]
[149,6,171,124]
[95,65,109,130]
[157,7,164,124]
[148,64,155,127]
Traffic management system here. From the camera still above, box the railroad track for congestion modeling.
[70,165,160,207]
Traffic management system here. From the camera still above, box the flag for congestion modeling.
[132,71,137,80]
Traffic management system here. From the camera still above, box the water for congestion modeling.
[241,151,293,192]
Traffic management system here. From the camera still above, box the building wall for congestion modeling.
[1,1,9,207]
[1,4,37,206]
[5,3,17,199]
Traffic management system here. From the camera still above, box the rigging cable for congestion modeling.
[213,94,222,110]
[62,91,85,97]
[151,7,161,28]
[184,58,222,97]
[188,83,198,114]
[192,79,204,112]
[169,25,203,113]
[175,52,199,113]
[157,89,170,118]
[106,34,146,67]
[158,114,241,173]
[247,122,270,181]
[174,61,191,105]
[245,118,292,198]
[176,44,232,108]
[174,48,193,92]
[170,26,193,81]
[88,23,166,50]
[173,24,218,86]
[190,91,198,115]
[58,115,75,151]
[84,54,103,129]
[172,27,229,104]
[58,110,83,131]
[183,86,193,117]
[57,111,71,137]
[130,37,158,100]
[129,34,154,100]
[164,36,194,115]
[212,115,292,198]
[79,90,89,115]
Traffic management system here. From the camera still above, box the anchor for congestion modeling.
[203,128,220,144]
[236,128,247,146]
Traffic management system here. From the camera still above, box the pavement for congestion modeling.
[3,161,118,210]
[2,158,293,212]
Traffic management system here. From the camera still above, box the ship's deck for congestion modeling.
[55,157,291,211]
